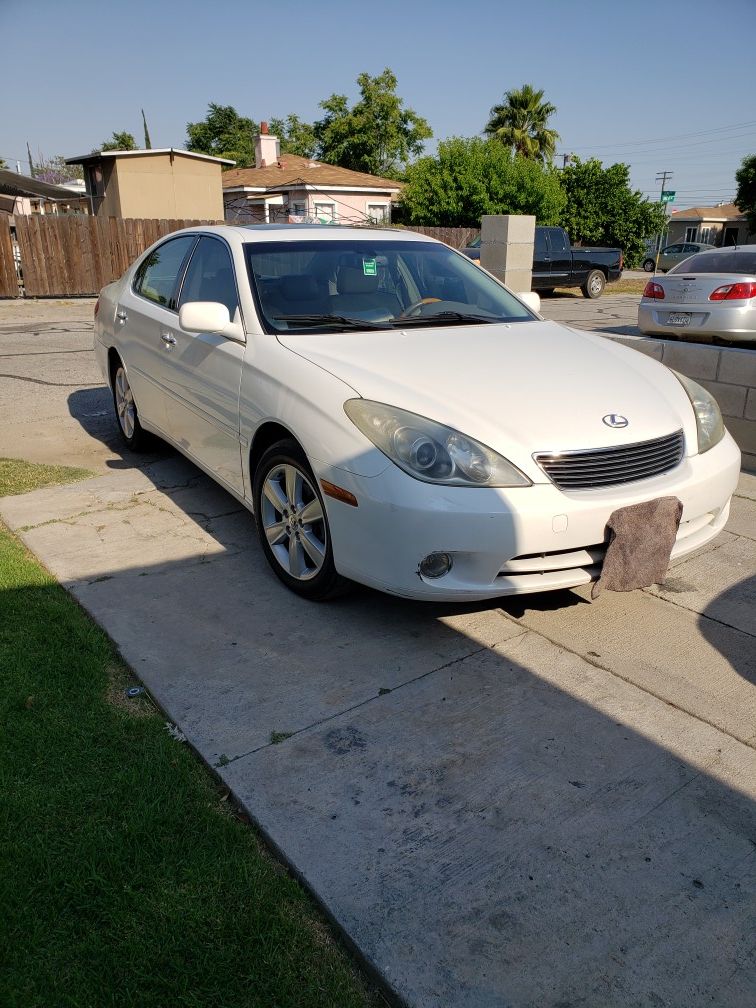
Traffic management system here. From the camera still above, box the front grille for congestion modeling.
[534,430,685,490]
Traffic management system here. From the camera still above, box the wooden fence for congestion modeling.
[0,216,220,298]
[0,217,479,299]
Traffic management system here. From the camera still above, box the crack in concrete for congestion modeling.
[633,768,707,823]
[0,372,101,388]
[218,629,529,768]
[0,348,94,358]
[494,608,756,752]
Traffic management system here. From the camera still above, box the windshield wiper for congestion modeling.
[389,311,497,326]
[274,314,391,331]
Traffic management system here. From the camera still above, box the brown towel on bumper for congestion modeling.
[591,496,683,600]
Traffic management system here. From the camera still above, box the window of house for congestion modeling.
[685,227,698,242]
[313,202,337,223]
[699,227,711,244]
[292,202,306,218]
[178,236,239,319]
[366,203,389,224]
[134,235,197,309]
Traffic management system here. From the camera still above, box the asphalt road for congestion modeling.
[1,297,754,1008]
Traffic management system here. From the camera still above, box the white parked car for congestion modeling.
[94,225,740,601]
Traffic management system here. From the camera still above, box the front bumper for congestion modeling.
[314,432,741,600]
[638,300,756,342]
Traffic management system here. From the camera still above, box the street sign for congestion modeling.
[661,191,676,203]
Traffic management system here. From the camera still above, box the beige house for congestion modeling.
[65,149,234,219]
[666,203,753,247]
[222,123,402,225]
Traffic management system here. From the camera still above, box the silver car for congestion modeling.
[642,242,715,273]
[638,246,756,343]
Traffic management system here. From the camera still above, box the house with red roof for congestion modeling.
[222,123,402,226]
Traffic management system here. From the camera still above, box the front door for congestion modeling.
[532,228,551,286]
[117,234,198,436]
[161,236,246,496]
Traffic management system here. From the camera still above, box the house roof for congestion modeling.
[222,154,402,193]
[65,148,235,166]
[670,202,744,222]
[0,167,86,201]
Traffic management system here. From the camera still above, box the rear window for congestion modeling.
[670,250,756,275]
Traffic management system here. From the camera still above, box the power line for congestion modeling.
[566,119,756,151]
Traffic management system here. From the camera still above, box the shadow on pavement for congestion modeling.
[699,574,756,686]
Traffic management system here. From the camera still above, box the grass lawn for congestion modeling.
[552,278,647,297]
[0,459,380,1008]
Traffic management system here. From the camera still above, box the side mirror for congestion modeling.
[179,301,230,334]
[517,291,541,314]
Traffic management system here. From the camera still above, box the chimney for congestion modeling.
[255,121,280,168]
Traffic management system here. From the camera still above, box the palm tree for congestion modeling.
[485,84,560,163]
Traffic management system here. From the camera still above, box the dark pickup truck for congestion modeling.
[462,225,623,299]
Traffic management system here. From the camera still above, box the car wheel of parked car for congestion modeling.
[112,359,153,451]
[643,259,655,272]
[582,270,606,299]
[253,440,349,600]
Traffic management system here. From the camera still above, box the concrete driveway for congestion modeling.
[1,298,755,1008]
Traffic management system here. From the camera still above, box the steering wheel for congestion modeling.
[400,297,444,318]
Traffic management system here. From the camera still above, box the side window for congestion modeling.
[548,228,569,253]
[134,236,196,309]
[178,236,239,320]
[664,244,682,255]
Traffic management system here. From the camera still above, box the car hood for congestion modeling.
[279,320,695,480]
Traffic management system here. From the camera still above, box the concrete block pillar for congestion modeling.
[479,214,535,292]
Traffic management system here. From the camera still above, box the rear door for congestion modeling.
[115,234,198,435]
[161,235,246,496]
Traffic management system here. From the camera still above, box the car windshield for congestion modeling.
[670,250,756,275]
[244,239,535,332]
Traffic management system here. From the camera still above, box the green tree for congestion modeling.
[186,104,257,167]
[399,137,565,227]
[314,68,432,178]
[734,154,756,236]
[559,157,667,267]
[141,109,152,149]
[485,84,560,163]
[100,131,137,152]
[269,114,317,158]
[0,158,7,170]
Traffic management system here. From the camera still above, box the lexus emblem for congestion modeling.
[603,414,629,428]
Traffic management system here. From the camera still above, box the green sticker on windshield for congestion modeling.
[362,258,377,276]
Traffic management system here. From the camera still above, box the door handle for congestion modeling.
[160,332,176,346]
[116,310,127,322]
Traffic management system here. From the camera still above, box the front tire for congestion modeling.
[111,359,153,451]
[582,270,606,299]
[253,440,349,600]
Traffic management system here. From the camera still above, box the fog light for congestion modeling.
[419,552,453,579]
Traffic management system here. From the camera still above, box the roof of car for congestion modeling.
[187,223,443,245]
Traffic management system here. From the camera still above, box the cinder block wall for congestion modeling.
[606,334,756,472]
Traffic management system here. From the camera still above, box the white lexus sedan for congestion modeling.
[93,225,741,601]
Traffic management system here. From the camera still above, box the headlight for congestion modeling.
[344,400,531,487]
[671,371,724,454]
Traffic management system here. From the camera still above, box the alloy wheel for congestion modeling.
[260,463,327,581]
[114,367,136,440]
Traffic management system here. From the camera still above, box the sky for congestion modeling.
[3,0,756,213]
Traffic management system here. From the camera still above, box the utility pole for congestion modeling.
[654,170,673,272]
[26,141,35,177]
